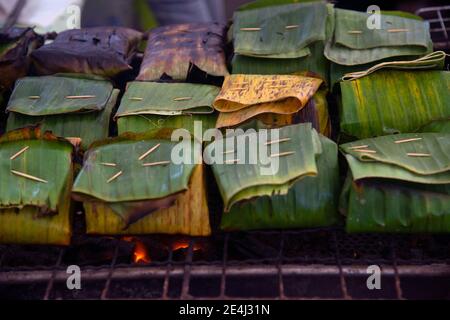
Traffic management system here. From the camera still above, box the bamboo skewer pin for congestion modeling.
[173,97,192,101]
[10,146,29,160]
[348,30,363,34]
[407,153,431,157]
[138,143,160,161]
[225,158,240,164]
[129,97,143,101]
[107,171,123,183]
[240,27,261,31]
[394,137,422,144]
[270,151,295,158]
[265,138,291,146]
[285,25,300,30]
[388,28,409,33]
[11,170,48,183]
[100,162,117,167]
[221,150,235,155]
[142,161,171,167]
[354,149,377,154]
[65,95,96,99]
[348,145,369,150]
[28,96,40,100]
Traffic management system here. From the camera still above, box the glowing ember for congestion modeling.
[172,241,203,252]
[122,236,151,264]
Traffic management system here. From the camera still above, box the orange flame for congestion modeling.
[171,240,203,252]
[122,237,151,264]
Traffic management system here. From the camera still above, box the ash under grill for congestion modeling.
[1,228,449,300]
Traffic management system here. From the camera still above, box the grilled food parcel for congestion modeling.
[30,27,142,79]
[325,8,444,86]
[137,23,229,83]
[206,123,340,231]
[0,127,74,245]
[340,133,450,233]
[231,1,333,84]
[339,70,450,141]
[72,133,211,236]
[115,82,220,137]
[214,74,331,137]
[5,74,119,150]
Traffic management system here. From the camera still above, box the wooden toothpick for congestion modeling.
[270,151,295,158]
[265,138,291,146]
[129,97,143,101]
[11,170,48,183]
[348,145,369,150]
[173,97,192,101]
[65,95,96,99]
[407,153,431,157]
[354,149,377,154]
[138,143,160,161]
[107,171,123,183]
[10,146,29,160]
[142,161,171,167]
[394,137,422,144]
[240,27,261,31]
[100,162,117,167]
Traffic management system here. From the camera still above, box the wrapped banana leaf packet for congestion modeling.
[72,135,211,236]
[0,127,74,245]
[325,8,444,87]
[214,74,331,137]
[339,70,450,140]
[231,1,332,83]
[340,133,450,233]
[137,23,229,83]
[205,123,340,231]
[0,26,43,91]
[115,82,220,136]
[5,74,119,150]
[31,27,142,79]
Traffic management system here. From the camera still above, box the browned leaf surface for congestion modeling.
[137,23,229,81]
[31,27,142,78]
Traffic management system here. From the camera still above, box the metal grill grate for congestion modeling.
[416,5,450,51]
[1,229,449,300]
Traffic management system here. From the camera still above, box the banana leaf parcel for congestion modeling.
[6,74,119,150]
[116,82,220,136]
[214,74,331,136]
[231,2,332,83]
[72,136,211,236]
[340,133,450,233]
[136,23,229,83]
[325,8,437,86]
[31,27,142,78]
[0,26,43,91]
[0,127,74,245]
[205,123,340,231]
[339,70,450,140]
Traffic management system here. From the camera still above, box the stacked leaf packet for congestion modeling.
[0,26,43,91]
[6,74,120,150]
[31,27,142,78]
[0,127,74,245]
[115,82,220,136]
[339,70,450,140]
[214,74,331,137]
[325,8,440,86]
[231,1,332,83]
[136,23,229,83]
[72,135,211,236]
[340,133,450,233]
[205,123,339,231]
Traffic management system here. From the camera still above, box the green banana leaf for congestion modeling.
[0,127,73,244]
[339,70,450,140]
[73,138,200,203]
[115,82,219,116]
[419,119,450,134]
[221,134,339,231]
[73,134,210,235]
[117,113,218,137]
[233,2,328,57]
[340,133,450,233]
[31,27,142,78]
[205,123,322,212]
[325,8,431,66]
[6,75,118,149]
[231,2,331,82]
